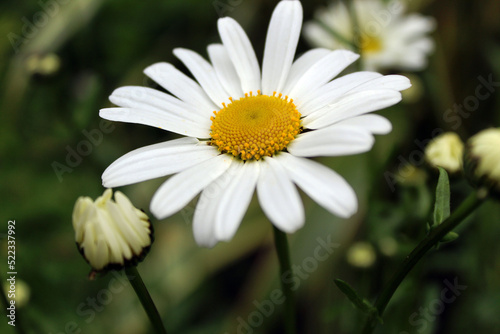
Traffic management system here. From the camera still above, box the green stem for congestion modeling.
[125,266,167,334]
[0,274,28,334]
[273,226,296,334]
[362,191,485,334]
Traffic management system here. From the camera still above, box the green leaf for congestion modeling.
[441,231,459,243]
[433,167,451,226]
[334,279,376,316]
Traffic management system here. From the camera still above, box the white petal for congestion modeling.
[261,0,302,95]
[257,157,304,233]
[150,154,233,219]
[102,138,219,188]
[173,48,229,107]
[193,162,241,247]
[215,161,259,241]
[335,114,392,135]
[303,89,402,129]
[288,50,359,102]
[207,44,244,98]
[288,126,374,157]
[103,87,211,138]
[298,71,382,115]
[282,48,331,96]
[144,62,217,115]
[352,75,411,92]
[276,153,357,218]
[218,17,261,93]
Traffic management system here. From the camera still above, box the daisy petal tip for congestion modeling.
[194,234,217,249]
[143,62,168,75]
[398,76,413,91]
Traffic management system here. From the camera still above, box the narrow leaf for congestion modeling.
[433,167,450,226]
[334,279,375,315]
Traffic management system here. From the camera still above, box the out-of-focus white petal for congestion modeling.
[257,157,304,233]
[276,153,357,217]
[261,0,302,95]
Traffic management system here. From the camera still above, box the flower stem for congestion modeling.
[125,266,167,334]
[272,226,296,334]
[362,191,485,334]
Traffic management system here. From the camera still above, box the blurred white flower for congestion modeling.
[464,128,500,196]
[72,189,153,272]
[425,132,464,174]
[303,0,436,71]
[100,0,410,247]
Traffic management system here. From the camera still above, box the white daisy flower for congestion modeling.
[303,0,436,71]
[100,0,410,247]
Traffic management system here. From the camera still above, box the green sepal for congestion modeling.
[433,167,451,227]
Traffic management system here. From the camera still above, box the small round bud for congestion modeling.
[72,189,153,273]
[346,242,376,268]
[464,128,500,197]
[425,132,464,174]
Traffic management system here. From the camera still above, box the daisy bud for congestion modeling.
[463,128,500,197]
[424,132,464,174]
[346,242,376,268]
[72,189,153,273]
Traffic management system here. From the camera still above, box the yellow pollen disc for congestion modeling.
[360,34,382,54]
[210,91,302,161]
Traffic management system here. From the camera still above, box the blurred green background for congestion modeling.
[1,0,500,333]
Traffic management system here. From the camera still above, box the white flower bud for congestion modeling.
[72,189,153,272]
[425,132,464,174]
[464,128,500,196]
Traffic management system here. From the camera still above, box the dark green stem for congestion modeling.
[125,266,167,334]
[273,226,296,334]
[362,191,485,334]
[0,274,28,334]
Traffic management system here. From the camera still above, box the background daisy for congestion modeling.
[303,0,436,71]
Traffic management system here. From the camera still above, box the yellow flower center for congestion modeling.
[360,34,382,54]
[210,91,302,161]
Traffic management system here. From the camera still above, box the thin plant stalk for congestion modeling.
[273,226,297,334]
[125,266,167,334]
[362,191,486,334]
